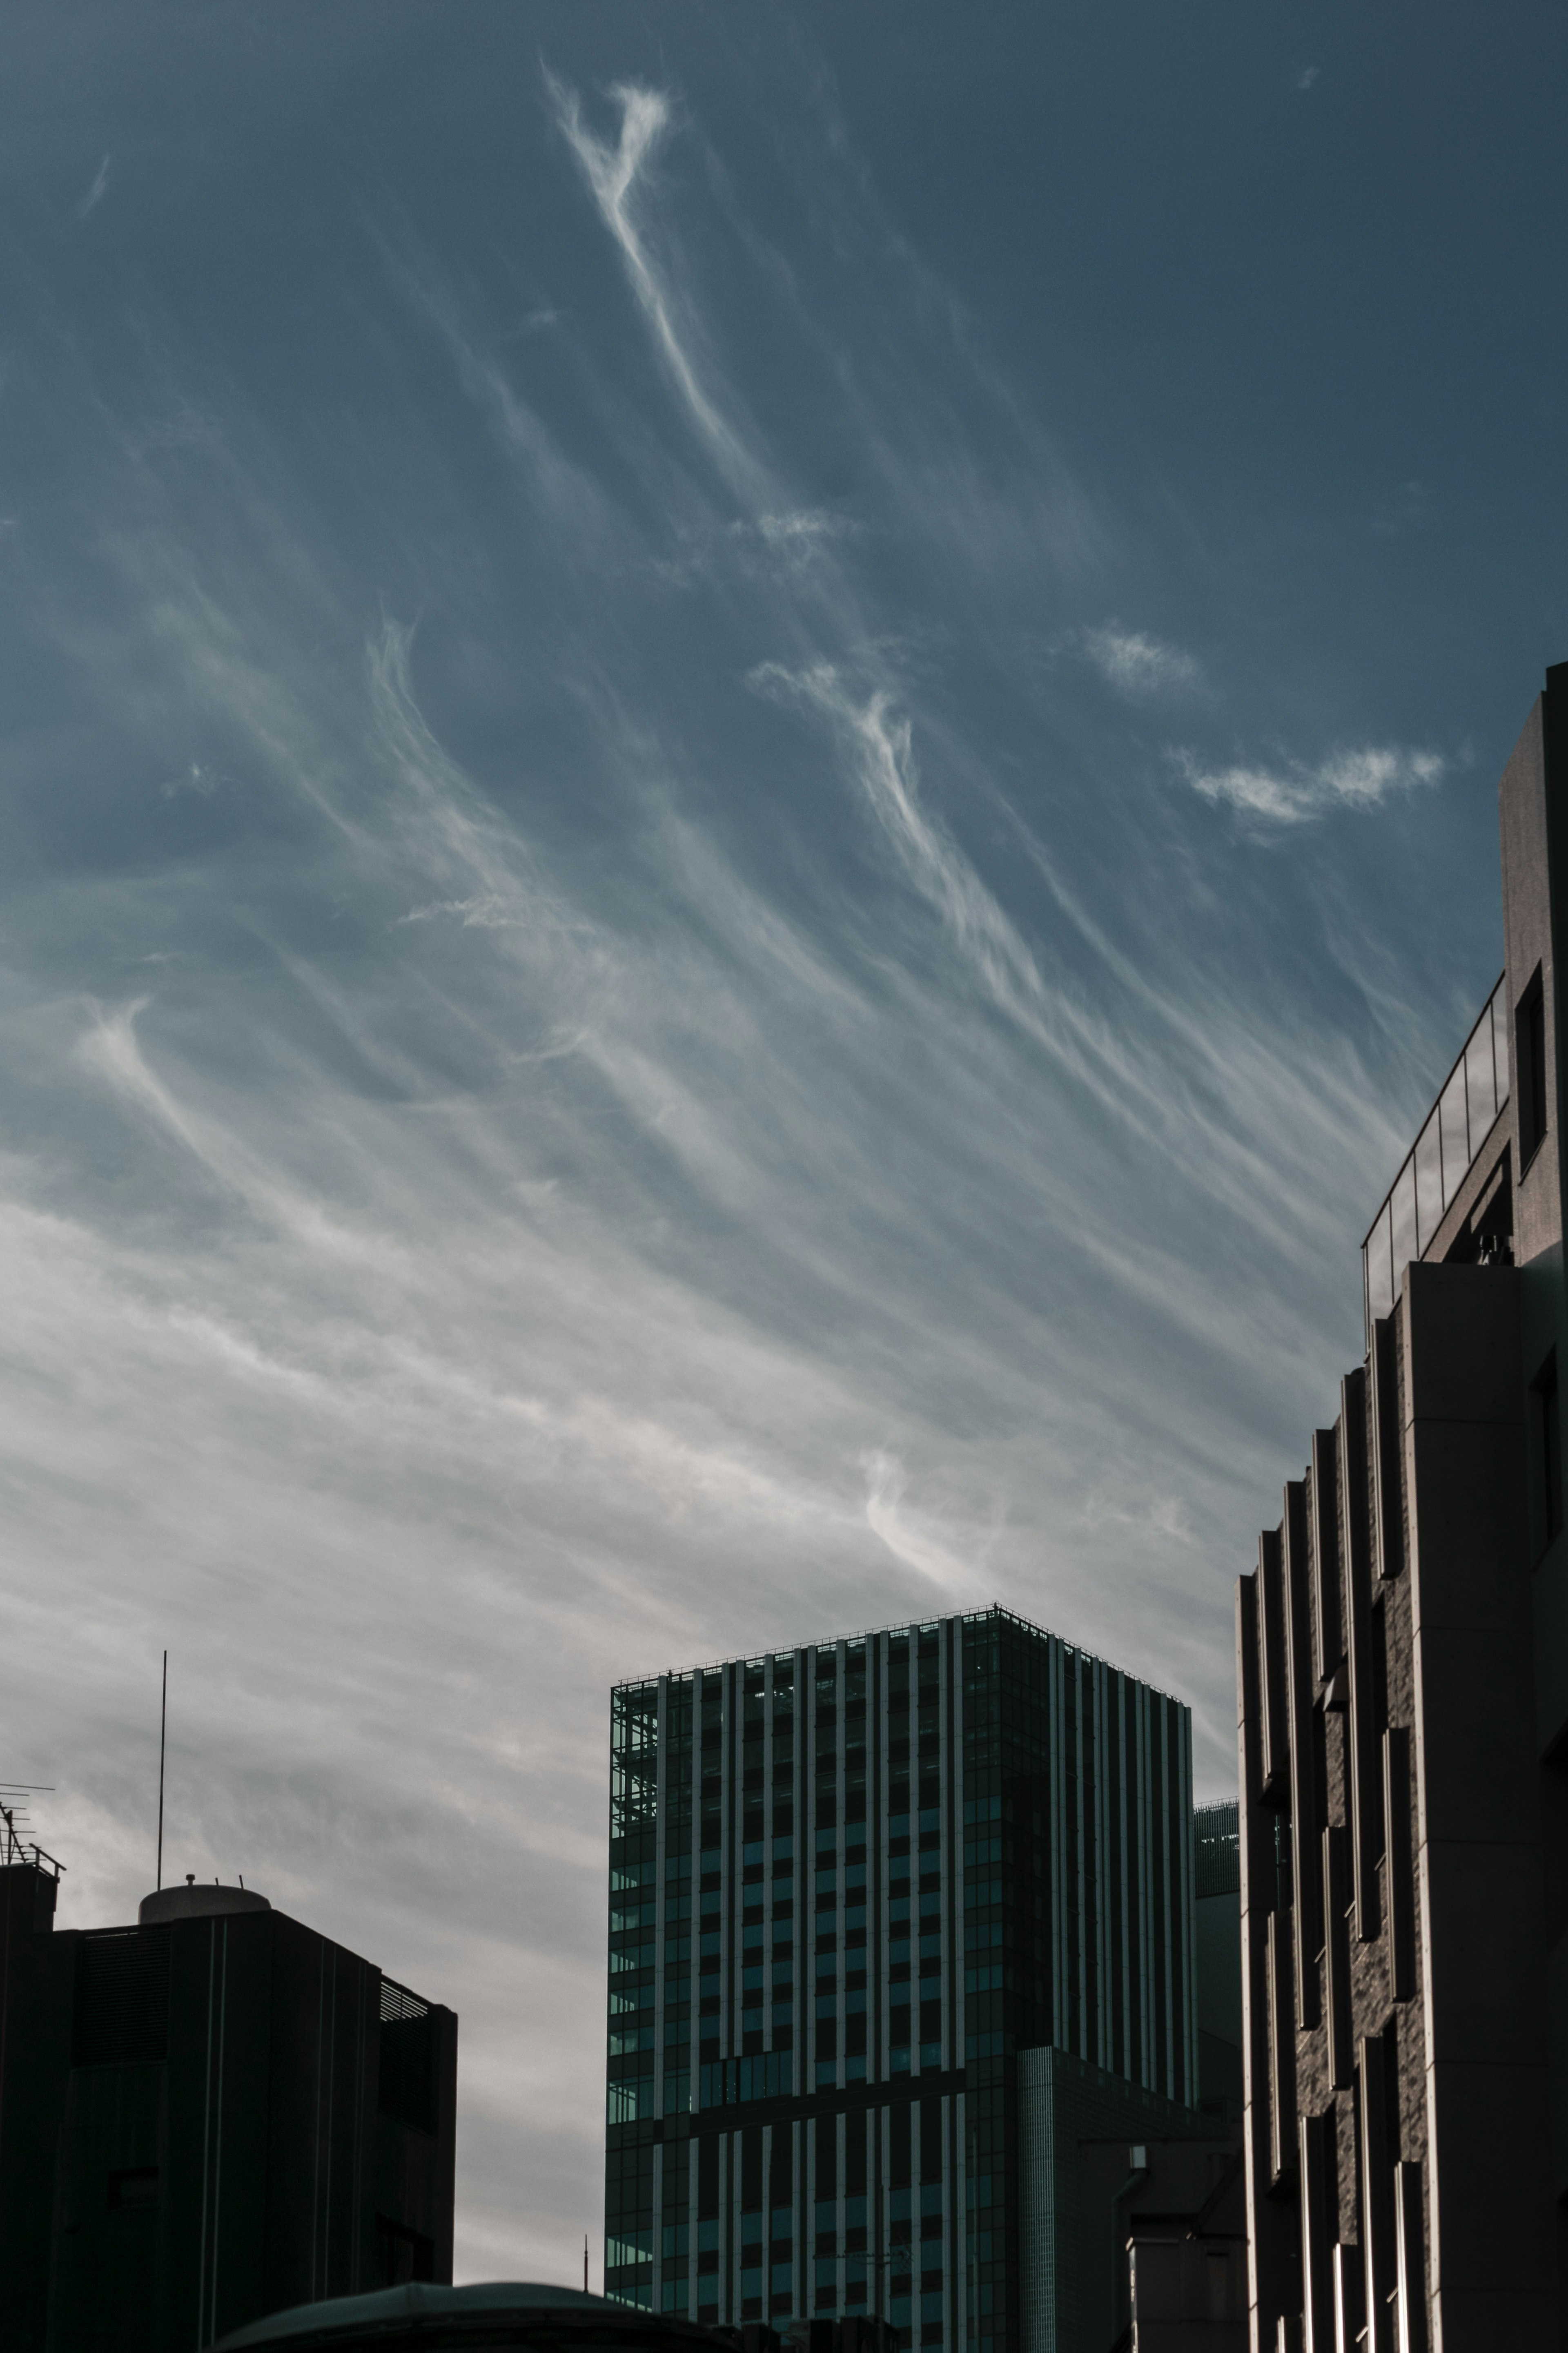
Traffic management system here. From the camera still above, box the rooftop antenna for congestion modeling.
[584,2234,589,2295]
[156,1651,167,1892]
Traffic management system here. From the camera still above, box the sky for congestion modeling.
[2,0,1565,2288]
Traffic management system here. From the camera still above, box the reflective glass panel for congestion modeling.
[1413,1111,1442,1252]
[1365,1202,1394,1325]
[1466,1018,1498,1139]
[1439,1065,1469,1209]
[1494,984,1512,1102]
[1390,1160,1417,1298]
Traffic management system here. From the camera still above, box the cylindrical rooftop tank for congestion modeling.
[212,2285,721,2353]
[138,1880,272,1926]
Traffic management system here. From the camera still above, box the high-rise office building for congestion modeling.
[603,1604,1196,2353]
[1234,662,1568,2349]
[0,1855,457,2353]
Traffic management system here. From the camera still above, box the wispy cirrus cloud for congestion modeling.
[78,153,110,218]
[0,12,1500,2293]
[860,1449,994,1595]
[1174,742,1444,825]
[545,72,759,495]
[749,659,1056,1040]
[1081,621,1200,696]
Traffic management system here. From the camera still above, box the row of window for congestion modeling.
[612,2032,970,2121]
[615,1965,949,2040]
[611,1976,1029,2089]
[644,2277,948,2337]
[626,1891,945,1956]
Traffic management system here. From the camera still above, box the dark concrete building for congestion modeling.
[1234,661,1568,2349]
[604,1606,1198,2353]
[1010,1802,1244,2353]
[0,1857,457,2353]
[1016,2045,1243,2352]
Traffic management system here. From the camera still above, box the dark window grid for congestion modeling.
[1519,965,1550,1166]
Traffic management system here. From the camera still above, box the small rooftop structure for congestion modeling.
[213,2283,717,2352]
[138,1876,271,1925]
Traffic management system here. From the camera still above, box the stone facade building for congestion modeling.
[1235,662,1568,2349]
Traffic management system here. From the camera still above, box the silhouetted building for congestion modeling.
[211,2282,717,2353]
[0,1860,456,2353]
[604,1606,1198,2353]
[1017,2046,1242,2352]
[1009,1801,1244,2352]
[1123,2145,1247,2353]
[1235,661,1568,2349]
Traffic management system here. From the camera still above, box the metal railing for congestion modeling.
[1362,975,1510,1346]
[0,1794,65,1880]
[615,1603,1182,1708]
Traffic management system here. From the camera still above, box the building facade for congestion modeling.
[1193,1800,1244,2129]
[1234,661,1568,2349]
[0,1862,457,2353]
[603,1604,1197,2353]
[1016,2043,1243,2353]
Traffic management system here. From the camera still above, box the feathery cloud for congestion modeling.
[1082,622,1199,696]
[545,71,757,493]
[1174,743,1443,825]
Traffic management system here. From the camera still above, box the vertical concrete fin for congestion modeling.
[1299,2110,1333,2353]
[1259,1528,1289,1799]
[1311,1429,1343,1683]
[1283,1482,1321,2026]
[1370,1317,1403,1584]
[1332,2240,1364,2351]
[1379,1731,1415,2005]
[1267,1913,1296,2187]
[1393,2161,1428,2353]
[1322,1827,1352,2091]
[1339,1370,1385,1941]
[1239,1571,1295,2342]
[1358,2035,1394,2353]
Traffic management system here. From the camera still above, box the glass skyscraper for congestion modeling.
[604,1606,1194,2353]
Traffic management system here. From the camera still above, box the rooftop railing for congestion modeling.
[1362,974,1509,1347]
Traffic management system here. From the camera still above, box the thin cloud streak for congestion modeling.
[78,153,111,217]
[546,72,760,497]
[1174,743,1445,825]
[1082,622,1199,696]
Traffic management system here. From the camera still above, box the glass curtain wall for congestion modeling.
[603,1610,1194,2353]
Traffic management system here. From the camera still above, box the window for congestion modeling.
[1537,1353,1562,1553]
[376,2213,435,2286]
[1518,965,1549,1168]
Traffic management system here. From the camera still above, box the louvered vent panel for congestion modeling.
[74,1929,172,2067]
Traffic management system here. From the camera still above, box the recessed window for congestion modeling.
[1517,965,1549,1168]
[108,2167,158,2210]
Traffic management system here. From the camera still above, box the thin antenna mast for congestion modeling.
[156,1651,167,1891]
[584,2234,589,2295]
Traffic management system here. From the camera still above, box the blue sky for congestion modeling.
[3,0,1564,2283]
